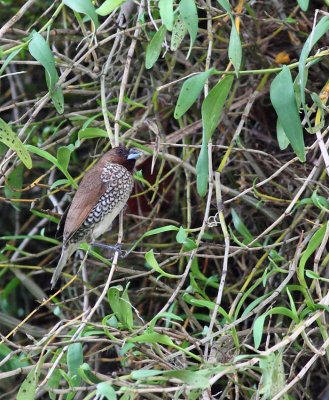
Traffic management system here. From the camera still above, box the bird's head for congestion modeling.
[100,146,143,171]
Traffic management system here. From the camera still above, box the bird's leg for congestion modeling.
[93,242,128,258]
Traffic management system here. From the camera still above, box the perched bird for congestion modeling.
[51,146,142,288]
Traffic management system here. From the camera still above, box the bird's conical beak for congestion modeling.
[127,148,143,160]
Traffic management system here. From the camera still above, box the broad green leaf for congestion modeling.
[170,14,187,51]
[17,366,38,400]
[28,31,64,114]
[299,17,329,110]
[129,225,179,253]
[229,21,242,73]
[0,118,32,169]
[179,0,198,58]
[67,342,83,386]
[270,66,305,161]
[176,226,197,250]
[78,363,101,384]
[159,0,174,31]
[63,0,99,28]
[96,0,127,16]
[96,382,117,399]
[4,164,24,200]
[131,370,164,379]
[202,75,234,141]
[107,285,133,329]
[145,249,180,278]
[297,0,309,11]
[145,25,167,69]
[276,119,290,150]
[259,352,287,399]
[57,146,72,173]
[196,75,234,196]
[174,68,216,119]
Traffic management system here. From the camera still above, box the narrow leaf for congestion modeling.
[297,0,309,11]
[145,249,180,278]
[0,118,32,169]
[229,20,242,73]
[63,0,99,28]
[270,66,305,161]
[145,25,167,69]
[174,68,216,119]
[96,0,127,16]
[179,0,198,58]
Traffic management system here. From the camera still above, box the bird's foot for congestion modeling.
[93,242,128,258]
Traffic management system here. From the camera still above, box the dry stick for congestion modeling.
[113,1,144,146]
[204,173,230,360]
[0,0,36,38]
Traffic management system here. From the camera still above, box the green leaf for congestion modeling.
[170,14,187,51]
[164,369,211,389]
[145,249,180,278]
[297,0,309,11]
[179,0,198,58]
[276,119,290,150]
[107,285,133,329]
[298,223,327,282]
[202,75,234,142]
[57,146,72,173]
[176,226,197,250]
[63,0,99,28]
[0,48,22,77]
[145,25,167,69]
[26,144,77,188]
[259,352,287,399]
[17,366,38,400]
[298,17,329,110]
[231,208,255,244]
[67,342,83,386]
[196,75,234,196]
[131,369,164,379]
[270,66,305,161]
[216,0,231,13]
[229,20,242,73]
[159,0,174,31]
[0,118,32,169]
[174,68,216,119]
[96,0,127,16]
[96,382,117,399]
[4,164,24,200]
[28,31,64,114]
[253,314,266,349]
[78,127,108,140]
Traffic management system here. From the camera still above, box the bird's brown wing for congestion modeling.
[62,167,107,242]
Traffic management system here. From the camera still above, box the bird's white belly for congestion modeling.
[92,200,127,240]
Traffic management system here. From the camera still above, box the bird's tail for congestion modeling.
[51,245,75,289]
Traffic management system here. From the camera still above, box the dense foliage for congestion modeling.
[1,0,329,399]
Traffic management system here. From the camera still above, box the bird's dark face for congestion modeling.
[100,146,142,171]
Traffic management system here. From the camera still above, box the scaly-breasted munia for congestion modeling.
[51,146,142,288]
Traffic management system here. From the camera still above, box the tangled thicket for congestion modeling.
[1,0,329,399]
